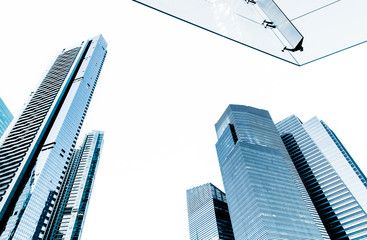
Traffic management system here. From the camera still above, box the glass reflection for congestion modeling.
[134,0,367,65]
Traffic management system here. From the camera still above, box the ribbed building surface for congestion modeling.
[0,35,107,239]
[45,131,104,240]
[215,105,329,240]
[277,116,367,239]
[0,97,13,139]
[187,183,234,240]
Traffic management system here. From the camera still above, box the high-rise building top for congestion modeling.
[45,130,104,240]
[0,97,13,138]
[0,35,107,239]
[186,183,234,240]
[277,116,367,239]
[215,105,329,240]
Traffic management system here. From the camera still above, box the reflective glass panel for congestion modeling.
[134,0,367,65]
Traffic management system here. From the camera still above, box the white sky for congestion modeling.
[0,1,366,239]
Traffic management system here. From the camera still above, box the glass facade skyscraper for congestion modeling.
[45,130,104,240]
[277,116,367,239]
[0,97,13,138]
[215,105,329,240]
[0,35,107,239]
[186,183,234,240]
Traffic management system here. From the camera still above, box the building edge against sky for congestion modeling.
[277,116,367,239]
[0,97,13,139]
[45,130,104,239]
[186,183,234,240]
[214,104,329,240]
[213,104,367,239]
[0,35,107,239]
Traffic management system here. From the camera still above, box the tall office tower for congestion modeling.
[277,116,367,239]
[186,183,234,240]
[0,97,13,138]
[0,35,107,239]
[215,105,329,240]
[45,130,104,239]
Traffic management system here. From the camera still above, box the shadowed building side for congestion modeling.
[215,105,329,240]
[277,116,367,239]
[187,183,235,240]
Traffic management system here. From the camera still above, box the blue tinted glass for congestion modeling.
[215,105,329,239]
[0,98,13,138]
[277,116,367,239]
[0,35,107,239]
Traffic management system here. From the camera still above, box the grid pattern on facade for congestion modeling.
[44,149,82,239]
[48,131,104,240]
[0,47,80,220]
[321,121,367,189]
[215,105,329,240]
[187,183,234,240]
[277,116,367,240]
[0,35,107,239]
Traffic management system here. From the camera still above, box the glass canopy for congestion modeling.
[134,0,367,65]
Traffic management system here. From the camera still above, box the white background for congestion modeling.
[0,1,366,239]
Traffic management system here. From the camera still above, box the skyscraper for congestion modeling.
[45,130,104,239]
[215,105,329,240]
[0,97,13,138]
[277,116,367,239]
[0,35,107,239]
[186,183,234,240]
